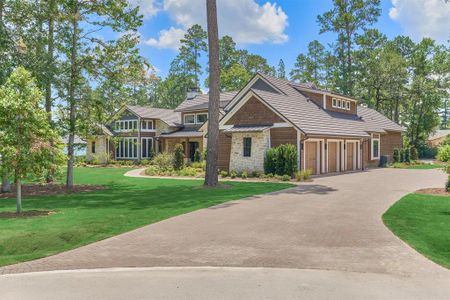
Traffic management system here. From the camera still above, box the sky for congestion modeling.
[124,0,450,89]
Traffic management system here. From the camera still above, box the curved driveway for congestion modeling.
[1,168,449,297]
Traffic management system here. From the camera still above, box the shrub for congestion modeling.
[152,152,174,170]
[274,175,284,181]
[173,144,185,170]
[264,144,298,176]
[230,171,237,179]
[177,167,198,177]
[140,159,150,166]
[295,169,312,181]
[191,162,203,169]
[404,147,411,163]
[393,148,400,163]
[145,166,160,176]
[193,148,202,162]
[410,146,418,161]
[251,171,260,178]
[241,171,248,179]
[266,173,274,178]
[417,143,437,159]
[437,145,450,162]
[281,175,291,181]
[220,170,228,177]
[399,148,405,163]
[446,175,450,192]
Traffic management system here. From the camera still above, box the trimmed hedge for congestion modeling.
[264,144,297,177]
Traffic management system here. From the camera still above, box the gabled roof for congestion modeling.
[125,105,181,127]
[429,129,450,141]
[175,91,238,112]
[221,72,404,138]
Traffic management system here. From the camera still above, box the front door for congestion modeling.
[347,142,354,170]
[306,141,318,175]
[189,142,199,161]
[328,142,338,173]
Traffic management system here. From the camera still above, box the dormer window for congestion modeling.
[184,114,196,124]
[184,113,208,125]
[196,113,208,124]
[332,98,351,111]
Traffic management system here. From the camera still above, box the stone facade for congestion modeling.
[229,131,270,173]
[86,136,109,164]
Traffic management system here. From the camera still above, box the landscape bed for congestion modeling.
[383,193,450,269]
[0,167,292,267]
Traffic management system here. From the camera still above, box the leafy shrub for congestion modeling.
[152,152,174,170]
[274,175,284,181]
[390,162,404,168]
[404,147,411,163]
[393,148,400,163]
[145,166,160,176]
[140,159,150,166]
[177,167,199,177]
[295,169,312,181]
[281,175,291,181]
[75,155,86,164]
[266,173,274,178]
[220,170,228,177]
[230,171,237,179]
[446,175,450,192]
[241,171,248,179]
[173,144,185,170]
[399,148,405,163]
[251,171,260,178]
[191,162,203,169]
[193,148,202,162]
[410,146,418,161]
[417,143,437,159]
[264,144,298,176]
[437,145,450,162]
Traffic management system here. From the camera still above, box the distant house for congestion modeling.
[61,135,87,156]
[428,130,450,147]
[88,73,404,175]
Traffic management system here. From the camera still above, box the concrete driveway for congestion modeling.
[1,168,449,299]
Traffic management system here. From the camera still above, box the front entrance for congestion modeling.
[328,142,338,172]
[189,142,199,161]
[305,141,319,175]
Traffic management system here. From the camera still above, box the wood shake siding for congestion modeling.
[270,127,297,148]
[381,131,402,157]
[218,131,232,171]
[325,95,357,114]
[300,91,324,107]
[225,96,284,125]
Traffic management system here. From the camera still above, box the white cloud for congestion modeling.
[128,0,160,19]
[144,0,288,50]
[389,0,450,42]
[144,27,185,50]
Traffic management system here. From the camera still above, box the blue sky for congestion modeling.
[125,0,449,89]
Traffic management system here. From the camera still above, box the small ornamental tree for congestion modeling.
[173,143,185,170]
[0,68,64,213]
[393,148,400,163]
[193,148,202,162]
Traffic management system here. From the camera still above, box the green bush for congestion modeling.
[152,152,174,170]
[437,145,450,162]
[220,170,228,177]
[145,166,160,176]
[140,159,150,166]
[417,143,437,159]
[264,144,297,176]
[193,148,202,162]
[230,170,237,179]
[295,169,312,181]
[410,146,418,161]
[393,148,400,163]
[191,162,203,169]
[173,144,185,170]
[404,147,411,163]
[241,171,248,179]
[446,175,450,192]
[281,175,291,181]
[399,148,405,162]
[177,167,199,177]
[251,171,260,178]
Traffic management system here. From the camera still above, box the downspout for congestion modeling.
[137,117,141,161]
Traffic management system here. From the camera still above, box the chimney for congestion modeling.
[186,87,201,100]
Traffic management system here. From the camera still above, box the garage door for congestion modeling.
[347,142,354,170]
[306,141,319,175]
[328,142,338,173]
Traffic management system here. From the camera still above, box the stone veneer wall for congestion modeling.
[229,131,270,173]
[86,136,108,163]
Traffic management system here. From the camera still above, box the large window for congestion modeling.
[243,137,252,157]
[371,134,380,160]
[115,120,138,132]
[141,120,154,131]
[184,114,195,124]
[141,138,153,159]
[116,137,138,159]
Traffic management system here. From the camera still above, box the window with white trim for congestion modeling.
[141,137,153,158]
[141,120,154,131]
[331,98,351,111]
[371,134,380,160]
[115,120,138,132]
[116,137,138,159]
[196,113,208,124]
[184,114,195,124]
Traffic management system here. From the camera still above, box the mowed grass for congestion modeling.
[383,193,450,269]
[406,164,444,170]
[0,167,292,267]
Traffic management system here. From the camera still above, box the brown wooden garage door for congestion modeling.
[328,142,338,173]
[347,143,354,170]
[305,141,319,175]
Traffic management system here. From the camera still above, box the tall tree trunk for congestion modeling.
[16,178,22,213]
[46,0,55,183]
[66,2,78,190]
[204,0,220,187]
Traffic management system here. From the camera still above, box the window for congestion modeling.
[115,120,138,132]
[91,141,96,154]
[332,98,337,107]
[116,137,138,159]
[196,113,208,124]
[243,137,252,157]
[332,97,352,111]
[141,138,153,158]
[346,101,350,110]
[184,114,195,124]
[371,134,380,160]
[141,120,154,131]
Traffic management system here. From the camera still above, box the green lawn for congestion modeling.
[383,193,450,269]
[0,167,292,267]
[406,164,444,169]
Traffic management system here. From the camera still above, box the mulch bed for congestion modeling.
[415,188,450,196]
[0,210,56,219]
[0,184,105,199]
